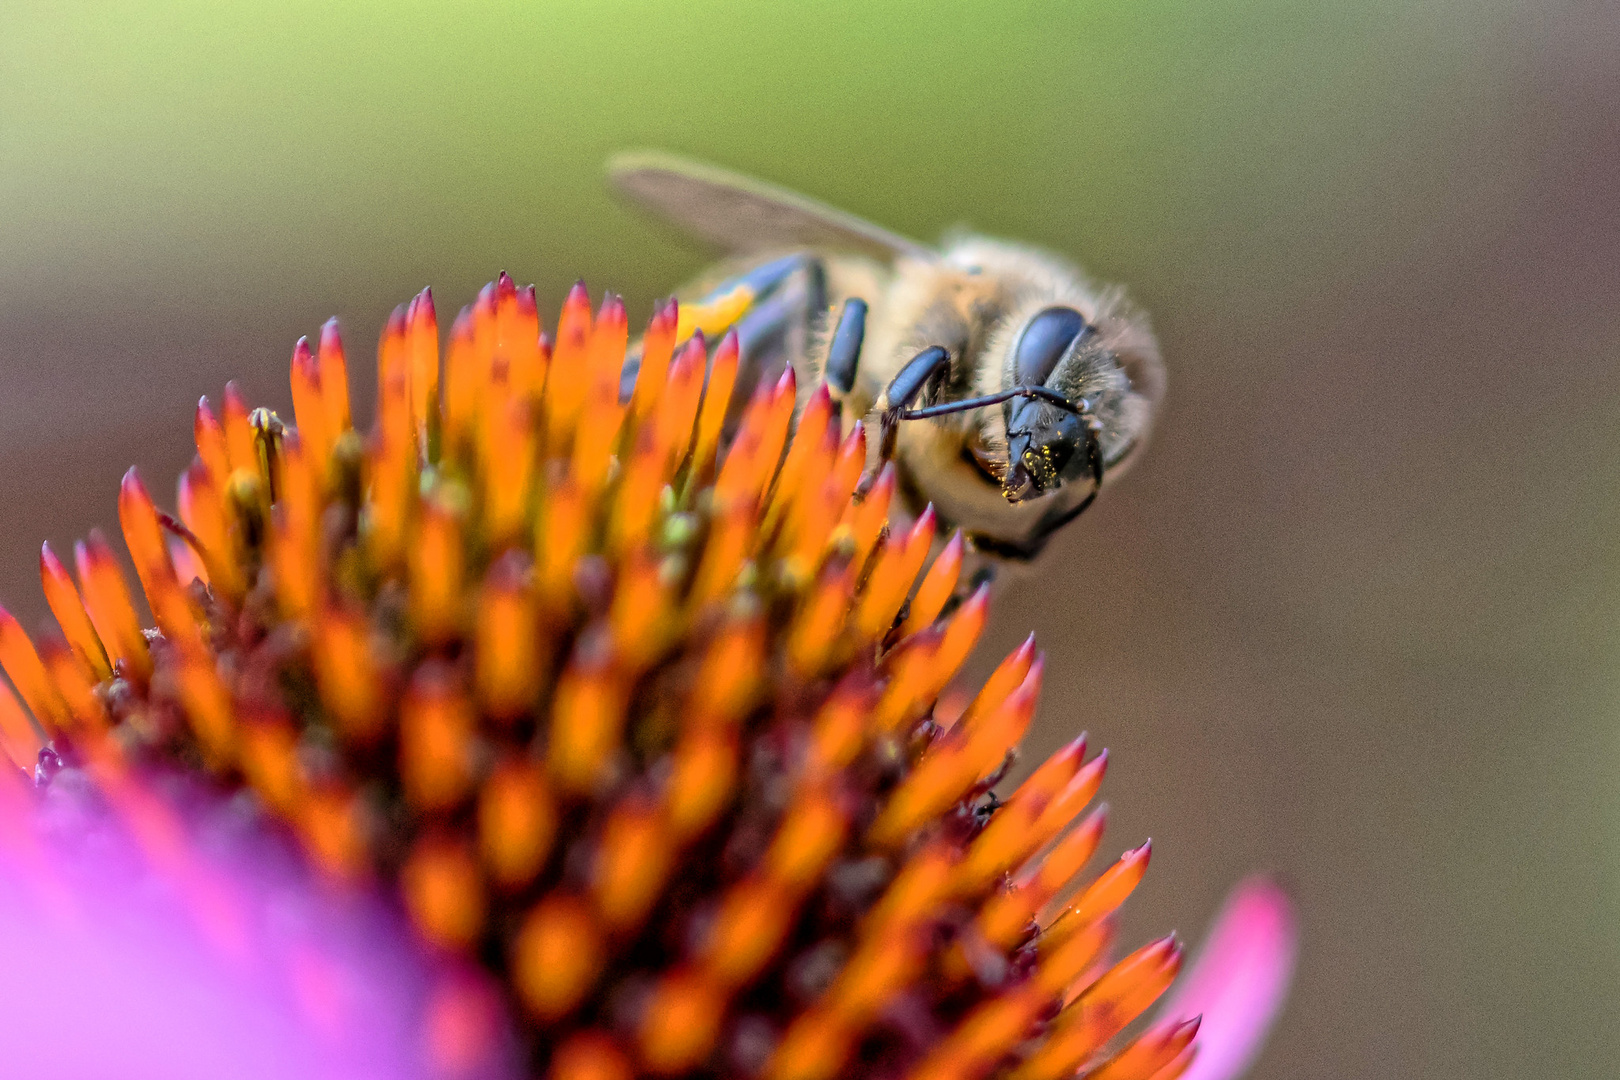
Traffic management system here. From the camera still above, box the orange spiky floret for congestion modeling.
[0,277,1197,1080]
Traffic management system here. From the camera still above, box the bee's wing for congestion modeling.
[608,150,936,263]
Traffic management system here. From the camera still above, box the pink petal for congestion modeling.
[1161,876,1298,1080]
[0,771,518,1080]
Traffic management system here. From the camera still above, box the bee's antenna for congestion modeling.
[859,344,1102,500]
[899,385,1090,421]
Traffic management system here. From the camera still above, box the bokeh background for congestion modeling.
[3,2,1617,1076]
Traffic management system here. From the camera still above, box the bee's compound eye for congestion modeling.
[1014,307,1089,387]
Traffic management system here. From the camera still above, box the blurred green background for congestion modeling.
[3,2,1617,1076]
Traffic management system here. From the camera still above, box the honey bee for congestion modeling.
[608,151,1164,563]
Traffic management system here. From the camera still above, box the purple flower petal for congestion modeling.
[0,768,518,1080]
[1161,876,1298,1080]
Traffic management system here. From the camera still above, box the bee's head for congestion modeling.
[999,306,1095,504]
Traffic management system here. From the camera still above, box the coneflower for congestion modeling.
[0,275,1293,1080]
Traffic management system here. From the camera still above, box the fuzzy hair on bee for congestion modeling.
[608,150,1165,565]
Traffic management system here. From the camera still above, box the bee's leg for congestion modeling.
[878,346,954,414]
[618,348,645,402]
[675,253,815,342]
[823,298,868,399]
[620,254,826,407]
[871,345,953,462]
[852,344,952,497]
[730,256,828,412]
